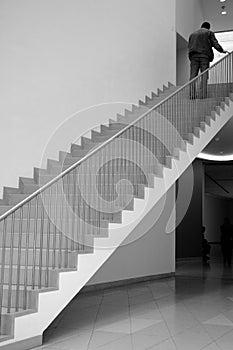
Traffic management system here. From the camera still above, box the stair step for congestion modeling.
[70,145,89,157]
[0,306,36,317]
[0,232,93,251]
[0,248,78,268]
[3,188,21,201]
[0,335,12,343]
[20,183,39,195]
[108,120,126,130]
[0,286,37,310]
[0,265,77,289]
[4,194,29,206]
[100,125,121,135]
[0,206,13,216]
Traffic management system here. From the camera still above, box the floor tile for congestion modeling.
[202,343,221,349]
[215,329,233,349]
[202,322,233,341]
[172,325,213,350]
[132,321,170,339]
[130,318,162,334]
[43,328,92,346]
[97,335,132,349]
[95,318,131,334]
[131,333,168,350]
[41,259,233,350]
[147,338,176,349]
[88,330,126,349]
[44,331,92,350]
[130,309,162,321]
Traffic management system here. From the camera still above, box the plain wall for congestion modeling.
[176,0,204,40]
[0,0,176,196]
[228,201,233,220]
[87,186,175,285]
[204,194,230,257]
[176,33,189,86]
[176,159,204,259]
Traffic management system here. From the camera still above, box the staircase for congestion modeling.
[0,53,233,349]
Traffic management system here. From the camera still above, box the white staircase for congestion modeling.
[0,53,233,349]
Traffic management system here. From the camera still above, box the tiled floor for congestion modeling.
[35,259,233,349]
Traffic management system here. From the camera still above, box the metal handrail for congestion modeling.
[0,51,232,222]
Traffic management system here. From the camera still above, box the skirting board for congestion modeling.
[80,272,175,293]
[0,335,42,350]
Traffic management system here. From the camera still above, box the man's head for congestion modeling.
[201,22,211,30]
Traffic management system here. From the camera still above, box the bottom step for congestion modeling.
[0,335,12,344]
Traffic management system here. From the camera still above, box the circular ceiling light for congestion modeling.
[198,152,233,161]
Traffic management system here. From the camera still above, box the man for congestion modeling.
[188,22,227,99]
[202,226,211,264]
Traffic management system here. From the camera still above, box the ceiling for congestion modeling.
[201,117,233,157]
[201,0,233,32]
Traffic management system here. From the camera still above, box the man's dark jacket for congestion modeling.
[188,28,224,62]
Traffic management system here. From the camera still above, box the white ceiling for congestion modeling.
[202,117,233,157]
[201,0,233,32]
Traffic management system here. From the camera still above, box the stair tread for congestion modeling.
[1,307,36,316]
[1,284,57,292]
[0,335,13,343]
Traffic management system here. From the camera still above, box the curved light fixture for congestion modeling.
[198,152,233,161]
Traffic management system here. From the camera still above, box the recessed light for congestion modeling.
[221,5,227,14]
[220,0,226,2]
[215,137,220,141]
[220,151,224,154]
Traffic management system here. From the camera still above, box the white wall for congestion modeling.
[0,0,176,196]
[176,0,204,40]
[87,186,175,285]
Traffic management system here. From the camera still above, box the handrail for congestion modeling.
[0,51,232,222]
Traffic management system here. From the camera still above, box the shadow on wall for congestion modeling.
[176,33,189,86]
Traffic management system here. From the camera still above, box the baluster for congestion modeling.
[38,201,45,290]
[23,201,31,309]
[15,206,24,311]
[0,219,7,329]
[52,183,58,269]
[58,177,65,269]
[64,174,70,268]
[45,186,52,287]
[7,212,15,313]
